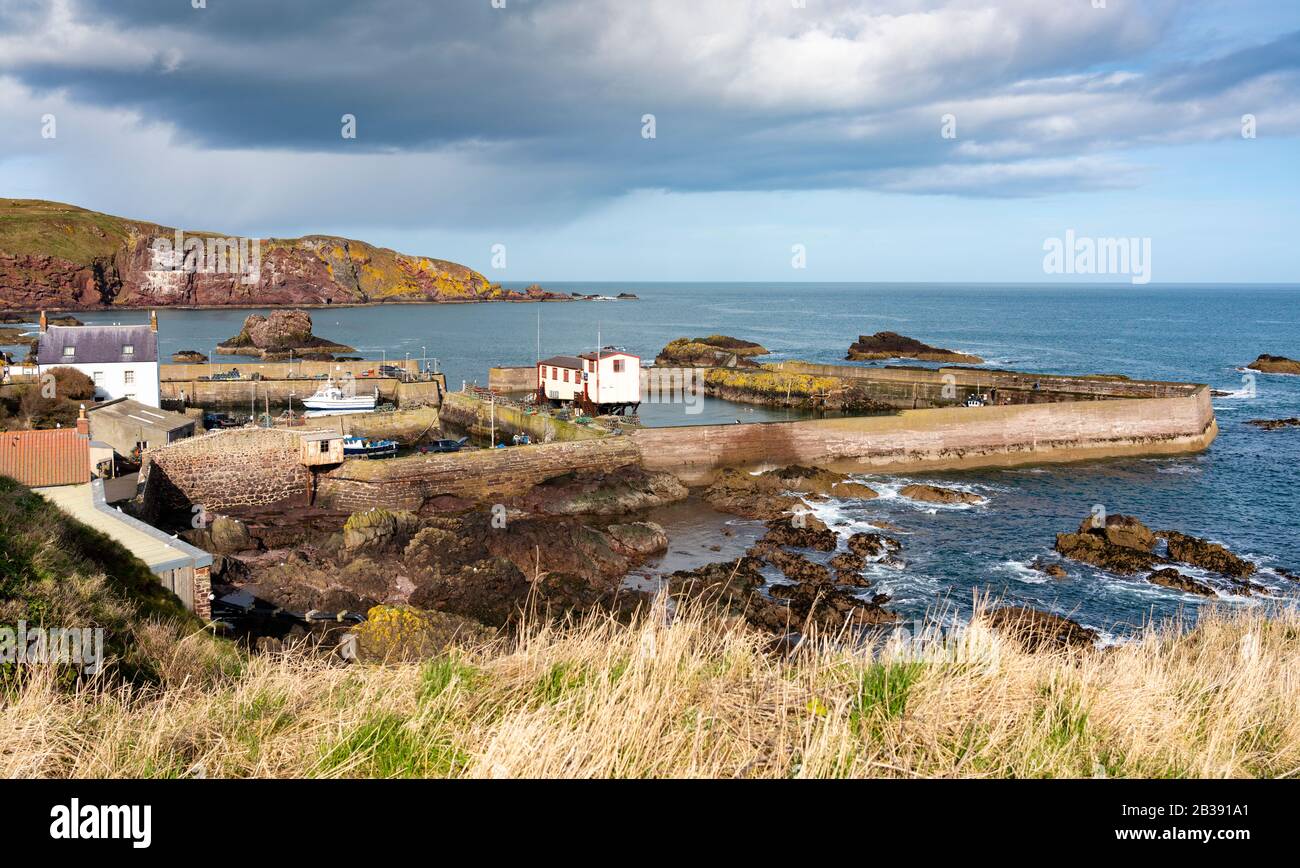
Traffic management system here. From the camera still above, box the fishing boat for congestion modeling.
[301,378,378,413]
[343,436,399,459]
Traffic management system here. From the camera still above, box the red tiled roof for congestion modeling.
[0,428,91,488]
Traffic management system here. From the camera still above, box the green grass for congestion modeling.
[850,661,926,735]
[318,713,469,778]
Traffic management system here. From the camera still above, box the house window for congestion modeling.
[122,345,134,355]
[588,360,595,372]
[612,359,624,373]
[124,370,135,384]
[93,372,104,385]
[563,369,569,382]
[63,346,75,357]
[550,367,557,379]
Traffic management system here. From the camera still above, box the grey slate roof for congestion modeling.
[538,355,585,369]
[37,324,158,365]
[86,398,193,434]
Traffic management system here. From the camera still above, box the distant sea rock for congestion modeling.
[172,350,208,363]
[1247,354,1300,375]
[846,331,983,364]
[1247,417,1300,430]
[655,335,769,367]
[216,309,355,360]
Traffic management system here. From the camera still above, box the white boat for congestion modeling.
[301,379,378,413]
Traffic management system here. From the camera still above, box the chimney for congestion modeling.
[76,404,89,436]
[150,310,158,333]
[39,310,47,332]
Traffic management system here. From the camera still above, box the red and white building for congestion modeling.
[537,348,640,415]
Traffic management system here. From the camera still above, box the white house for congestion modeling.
[36,311,162,408]
[537,347,640,415]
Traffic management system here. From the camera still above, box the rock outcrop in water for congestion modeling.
[701,466,879,520]
[216,310,355,360]
[1161,531,1255,580]
[1054,513,1259,593]
[0,197,543,310]
[655,335,769,367]
[900,484,986,505]
[1248,418,1300,430]
[1246,354,1300,375]
[1054,514,1160,575]
[846,331,983,364]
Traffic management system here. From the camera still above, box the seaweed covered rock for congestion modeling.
[1161,531,1255,579]
[1054,514,1160,574]
[604,521,669,558]
[342,508,420,554]
[760,514,838,551]
[655,335,768,367]
[899,484,986,505]
[515,466,687,515]
[1147,568,1217,597]
[353,605,495,663]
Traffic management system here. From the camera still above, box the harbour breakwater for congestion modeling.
[138,365,1216,518]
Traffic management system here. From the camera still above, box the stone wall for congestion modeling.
[140,427,311,521]
[160,359,419,380]
[315,437,639,511]
[439,391,606,444]
[629,386,1217,484]
[771,360,1200,407]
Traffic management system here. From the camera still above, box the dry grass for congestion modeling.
[5,597,1300,779]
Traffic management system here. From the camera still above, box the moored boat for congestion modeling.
[343,436,399,459]
[302,378,378,413]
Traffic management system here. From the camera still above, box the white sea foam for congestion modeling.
[997,560,1050,585]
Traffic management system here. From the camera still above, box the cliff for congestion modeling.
[0,198,508,310]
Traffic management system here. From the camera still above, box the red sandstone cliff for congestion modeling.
[0,198,514,310]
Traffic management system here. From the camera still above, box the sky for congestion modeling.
[0,0,1297,283]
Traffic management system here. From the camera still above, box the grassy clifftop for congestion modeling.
[0,198,166,265]
[0,476,235,685]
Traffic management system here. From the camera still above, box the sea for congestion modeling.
[6,282,1298,637]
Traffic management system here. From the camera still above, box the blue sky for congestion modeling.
[1,0,1297,282]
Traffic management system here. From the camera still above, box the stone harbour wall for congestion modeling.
[315,437,640,512]
[140,427,311,521]
[630,386,1217,484]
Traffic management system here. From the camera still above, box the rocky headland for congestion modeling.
[0,197,578,310]
[216,310,355,360]
[1246,354,1300,375]
[846,331,983,364]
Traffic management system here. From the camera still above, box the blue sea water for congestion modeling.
[9,282,1299,634]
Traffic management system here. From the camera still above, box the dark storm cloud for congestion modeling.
[3,0,1298,206]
